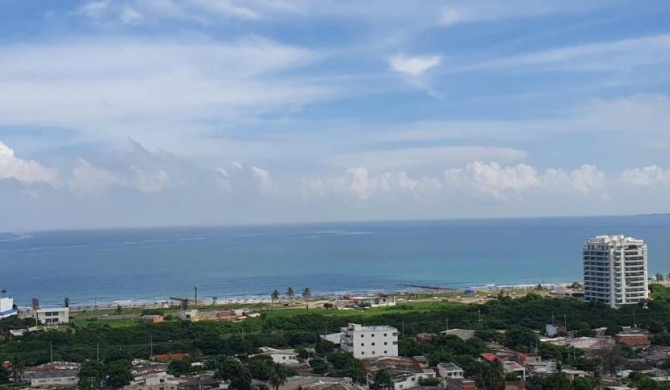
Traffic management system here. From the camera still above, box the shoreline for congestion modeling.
[13,281,576,312]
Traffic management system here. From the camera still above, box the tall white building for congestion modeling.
[340,323,398,358]
[0,297,17,319]
[583,235,648,308]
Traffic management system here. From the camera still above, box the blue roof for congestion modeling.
[0,309,18,316]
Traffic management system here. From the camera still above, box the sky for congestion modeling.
[2,0,670,230]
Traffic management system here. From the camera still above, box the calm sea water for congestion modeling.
[1,216,669,307]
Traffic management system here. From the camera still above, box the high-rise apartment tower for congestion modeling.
[583,235,648,308]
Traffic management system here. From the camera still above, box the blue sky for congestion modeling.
[2,0,670,229]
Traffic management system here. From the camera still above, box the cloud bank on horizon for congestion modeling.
[2,0,670,229]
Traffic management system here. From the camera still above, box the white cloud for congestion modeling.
[0,37,333,153]
[0,141,59,187]
[389,54,441,76]
[78,1,109,19]
[132,167,171,193]
[467,34,670,73]
[438,0,616,27]
[445,162,540,199]
[120,7,143,24]
[622,166,670,187]
[332,146,527,171]
[69,159,124,195]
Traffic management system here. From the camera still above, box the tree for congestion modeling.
[167,359,192,377]
[0,365,9,384]
[248,356,275,381]
[271,290,281,305]
[268,363,289,390]
[286,287,295,302]
[214,356,253,390]
[104,361,133,389]
[302,287,312,301]
[657,273,665,282]
[572,377,594,390]
[315,340,335,355]
[115,305,122,314]
[372,369,393,390]
[78,361,105,390]
[418,377,440,387]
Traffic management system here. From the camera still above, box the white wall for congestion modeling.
[36,307,69,325]
[341,324,399,358]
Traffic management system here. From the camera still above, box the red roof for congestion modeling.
[154,353,189,363]
[480,353,501,363]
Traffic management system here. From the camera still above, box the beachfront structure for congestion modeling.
[341,323,399,358]
[0,296,17,319]
[35,307,70,325]
[351,295,396,308]
[583,235,648,308]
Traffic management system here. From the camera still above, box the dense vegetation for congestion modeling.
[3,285,670,387]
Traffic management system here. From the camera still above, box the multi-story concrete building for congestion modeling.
[35,307,70,325]
[340,323,398,358]
[583,235,648,308]
[0,296,17,319]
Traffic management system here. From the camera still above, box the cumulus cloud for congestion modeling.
[389,54,441,76]
[622,166,670,187]
[0,141,59,187]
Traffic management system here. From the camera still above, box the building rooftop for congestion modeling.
[438,362,463,371]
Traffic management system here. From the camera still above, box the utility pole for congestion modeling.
[150,335,153,358]
[633,308,636,328]
[446,317,449,333]
[564,314,567,332]
[96,343,100,362]
[194,283,199,310]
[478,310,482,328]
[50,342,53,363]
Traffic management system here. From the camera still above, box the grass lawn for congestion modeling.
[261,301,465,318]
[74,318,138,328]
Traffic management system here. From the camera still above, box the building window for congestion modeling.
[384,351,387,354]
[384,333,387,337]
[384,342,388,345]
[371,334,375,337]
[361,335,364,338]
[372,351,375,355]
[361,343,365,346]
[372,343,375,346]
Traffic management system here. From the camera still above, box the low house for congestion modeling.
[320,332,343,346]
[480,354,526,380]
[282,376,361,390]
[24,370,80,388]
[255,347,300,365]
[440,329,475,341]
[437,362,464,379]
[176,310,199,322]
[35,307,70,325]
[364,357,436,390]
[124,371,179,390]
[351,295,396,308]
[153,353,188,363]
[445,378,476,390]
[23,362,81,389]
[140,315,164,324]
[545,324,566,337]
[616,331,651,347]
[415,333,437,342]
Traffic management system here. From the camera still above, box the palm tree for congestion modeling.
[271,290,281,305]
[302,287,312,301]
[268,363,288,390]
[286,287,295,302]
[0,290,6,297]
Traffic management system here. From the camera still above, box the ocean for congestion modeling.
[1,215,669,308]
